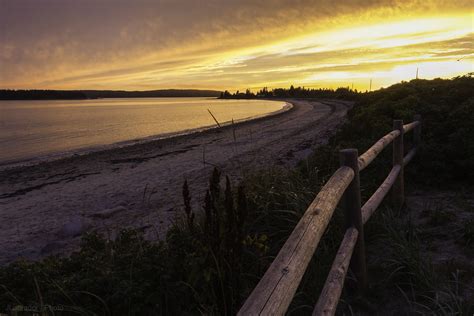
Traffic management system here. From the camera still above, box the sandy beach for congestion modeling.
[0,99,351,264]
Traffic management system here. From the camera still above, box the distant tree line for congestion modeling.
[0,89,222,100]
[219,85,361,100]
[82,89,222,99]
[0,90,87,100]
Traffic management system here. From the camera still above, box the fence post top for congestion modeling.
[393,119,404,129]
[339,149,359,170]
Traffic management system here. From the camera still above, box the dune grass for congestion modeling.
[0,76,473,315]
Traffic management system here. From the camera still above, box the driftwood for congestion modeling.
[403,148,417,166]
[239,116,422,315]
[392,120,404,211]
[413,115,422,146]
[358,130,400,171]
[312,227,359,316]
[403,121,420,134]
[361,165,401,224]
[238,167,354,315]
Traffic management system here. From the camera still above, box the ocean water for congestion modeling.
[0,97,286,165]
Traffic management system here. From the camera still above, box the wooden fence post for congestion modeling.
[392,120,404,211]
[413,114,421,147]
[339,149,367,292]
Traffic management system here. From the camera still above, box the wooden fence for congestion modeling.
[238,115,422,316]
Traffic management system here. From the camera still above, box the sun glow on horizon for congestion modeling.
[1,1,473,91]
[197,14,473,91]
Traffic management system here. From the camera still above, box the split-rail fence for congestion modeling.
[238,115,422,316]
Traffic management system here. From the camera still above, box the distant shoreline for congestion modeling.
[0,89,222,100]
[0,99,350,264]
[0,101,293,171]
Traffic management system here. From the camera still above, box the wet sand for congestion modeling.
[0,99,351,264]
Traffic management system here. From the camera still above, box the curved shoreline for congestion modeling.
[0,101,293,172]
[0,99,351,264]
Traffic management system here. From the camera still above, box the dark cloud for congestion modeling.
[0,0,472,88]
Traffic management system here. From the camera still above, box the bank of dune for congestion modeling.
[0,76,473,315]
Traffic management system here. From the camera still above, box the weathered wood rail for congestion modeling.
[238,115,422,316]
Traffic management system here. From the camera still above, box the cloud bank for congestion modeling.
[0,0,472,90]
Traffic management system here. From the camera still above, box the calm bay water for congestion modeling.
[0,97,286,164]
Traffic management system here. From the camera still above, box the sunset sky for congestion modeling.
[0,0,472,91]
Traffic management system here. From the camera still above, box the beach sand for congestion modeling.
[0,99,351,264]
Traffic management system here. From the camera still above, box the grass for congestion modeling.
[427,207,456,226]
[357,207,473,315]
[461,220,474,247]
[1,76,473,315]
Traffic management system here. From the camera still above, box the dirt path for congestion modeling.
[0,99,351,264]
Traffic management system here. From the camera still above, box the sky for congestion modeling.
[0,0,473,91]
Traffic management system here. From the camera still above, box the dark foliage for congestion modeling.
[1,76,472,315]
[182,180,194,232]
[0,168,255,315]
[0,90,87,100]
[0,89,222,100]
[337,76,474,184]
[81,89,222,99]
[219,85,360,100]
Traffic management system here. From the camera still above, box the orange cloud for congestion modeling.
[0,0,472,90]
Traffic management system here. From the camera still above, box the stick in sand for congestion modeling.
[232,118,236,142]
[202,144,206,165]
[207,109,221,128]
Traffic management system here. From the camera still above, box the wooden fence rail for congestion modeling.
[238,115,422,316]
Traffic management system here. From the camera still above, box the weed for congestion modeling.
[1,76,473,314]
[461,219,474,246]
[428,208,456,226]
